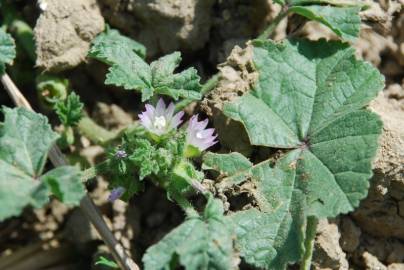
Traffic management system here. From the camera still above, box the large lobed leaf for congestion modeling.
[204,151,306,269]
[0,28,16,74]
[214,38,383,269]
[89,29,202,102]
[224,39,383,218]
[143,197,235,270]
[0,107,85,221]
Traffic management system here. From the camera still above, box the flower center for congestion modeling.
[196,131,203,139]
[154,116,167,130]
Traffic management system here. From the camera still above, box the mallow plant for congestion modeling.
[0,1,384,269]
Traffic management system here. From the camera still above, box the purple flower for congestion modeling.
[115,149,127,159]
[108,187,126,202]
[186,115,218,152]
[138,98,184,136]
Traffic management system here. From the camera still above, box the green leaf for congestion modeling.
[273,0,286,4]
[205,151,306,269]
[128,139,163,180]
[0,28,16,74]
[148,51,202,101]
[203,152,253,187]
[171,159,204,194]
[0,107,84,220]
[151,52,202,100]
[89,29,152,101]
[272,0,362,41]
[95,256,119,269]
[109,174,144,201]
[89,30,202,101]
[143,198,235,270]
[278,0,363,5]
[89,27,146,59]
[0,165,42,220]
[102,47,152,101]
[289,5,361,41]
[41,166,85,205]
[36,74,69,106]
[202,152,252,175]
[223,39,384,218]
[55,92,83,126]
[0,107,57,220]
[150,52,182,81]
[0,107,58,176]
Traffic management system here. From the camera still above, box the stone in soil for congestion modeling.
[34,0,104,72]
[312,219,349,270]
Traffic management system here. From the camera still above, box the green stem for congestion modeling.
[77,116,118,145]
[10,20,36,62]
[258,7,289,40]
[170,191,199,218]
[201,73,221,96]
[175,73,220,112]
[300,216,318,270]
[81,160,110,182]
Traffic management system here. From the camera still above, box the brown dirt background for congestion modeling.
[0,0,403,269]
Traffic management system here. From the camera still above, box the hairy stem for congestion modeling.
[201,73,221,96]
[258,7,289,40]
[77,116,118,145]
[81,160,111,182]
[300,216,318,270]
[170,191,199,218]
[258,5,289,39]
[10,20,36,62]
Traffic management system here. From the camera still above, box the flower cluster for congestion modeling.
[139,99,217,153]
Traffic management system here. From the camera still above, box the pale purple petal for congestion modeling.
[138,113,153,129]
[155,98,166,116]
[170,111,184,128]
[189,115,198,130]
[201,139,217,149]
[198,128,215,138]
[108,187,125,202]
[203,140,218,151]
[166,102,175,118]
[196,119,209,130]
[115,150,127,159]
[202,134,217,144]
[145,104,155,117]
